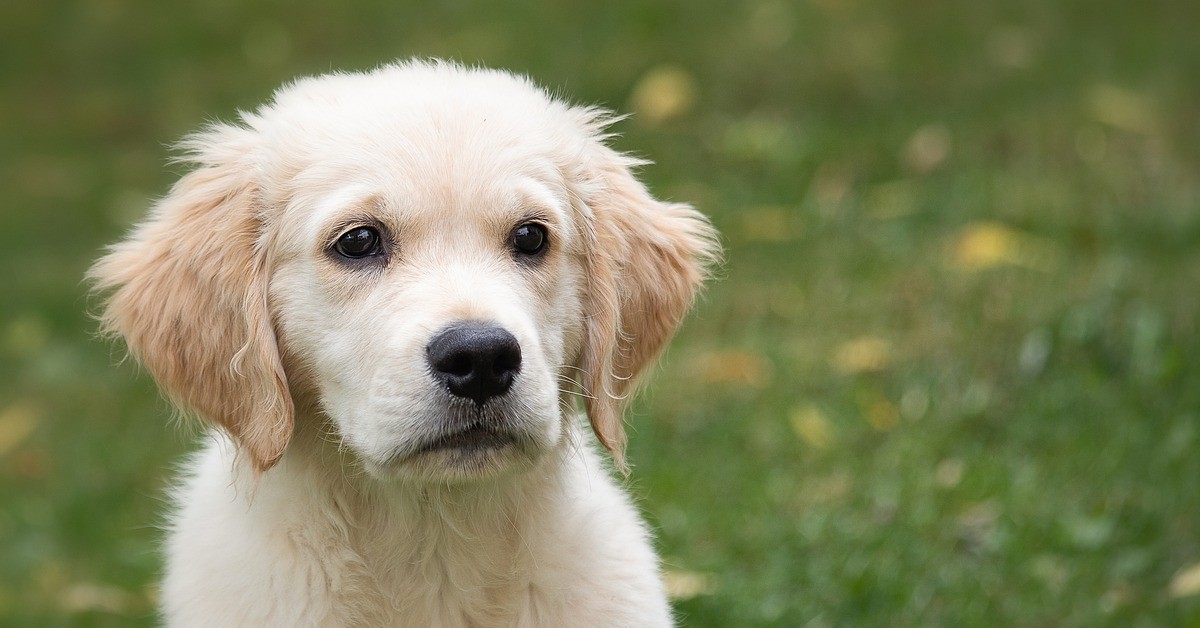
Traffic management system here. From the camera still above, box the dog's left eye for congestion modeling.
[334,226,383,259]
[511,223,548,257]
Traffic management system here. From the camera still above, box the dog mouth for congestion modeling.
[415,425,516,456]
[364,396,551,481]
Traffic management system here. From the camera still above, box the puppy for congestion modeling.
[91,60,717,627]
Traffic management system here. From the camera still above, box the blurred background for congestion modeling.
[1,0,1198,625]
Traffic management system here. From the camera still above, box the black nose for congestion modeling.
[426,323,522,405]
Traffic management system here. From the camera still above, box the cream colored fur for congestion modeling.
[91,60,718,627]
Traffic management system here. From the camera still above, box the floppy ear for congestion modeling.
[89,125,293,473]
[578,147,719,469]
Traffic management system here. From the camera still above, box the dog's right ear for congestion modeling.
[89,124,293,472]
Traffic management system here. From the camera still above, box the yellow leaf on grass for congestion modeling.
[831,337,891,374]
[790,404,835,448]
[4,315,50,356]
[61,582,140,614]
[935,458,966,488]
[628,66,696,126]
[950,221,1060,272]
[952,222,1020,269]
[739,205,796,242]
[0,400,38,457]
[865,398,900,431]
[663,569,717,600]
[696,350,773,388]
[902,123,952,174]
[1170,561,1200,598]
[1089,84,1158,135]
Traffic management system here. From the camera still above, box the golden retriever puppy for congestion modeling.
[91,59,718,627]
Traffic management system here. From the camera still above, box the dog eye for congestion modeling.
[511,223,547,256]
[334,226,382,258]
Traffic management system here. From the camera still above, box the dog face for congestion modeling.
[91,61,718,482]
[264,107,590,480]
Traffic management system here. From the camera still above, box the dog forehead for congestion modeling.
[254,78,588,219]
[257,65,585,164]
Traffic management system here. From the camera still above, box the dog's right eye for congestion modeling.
[334,227,382,259]
[511,223,548,257]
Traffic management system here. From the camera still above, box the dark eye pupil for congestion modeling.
[335,227,380,258]
[513,224,546,255]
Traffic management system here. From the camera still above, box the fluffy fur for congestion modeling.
[91,60,718,627]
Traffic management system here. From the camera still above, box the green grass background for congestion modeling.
[2,0,1198,625]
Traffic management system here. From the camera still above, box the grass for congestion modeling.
[2,0,1198,625]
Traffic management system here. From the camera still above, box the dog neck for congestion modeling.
[216,412,584,624]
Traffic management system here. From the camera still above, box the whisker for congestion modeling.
[556,374,597,400]
[555,373,586,388]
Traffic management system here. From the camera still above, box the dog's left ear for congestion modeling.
[576,141,720,469]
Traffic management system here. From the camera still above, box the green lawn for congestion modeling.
[2,0,1198,625]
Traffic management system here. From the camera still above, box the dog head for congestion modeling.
[91,61,718,481]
